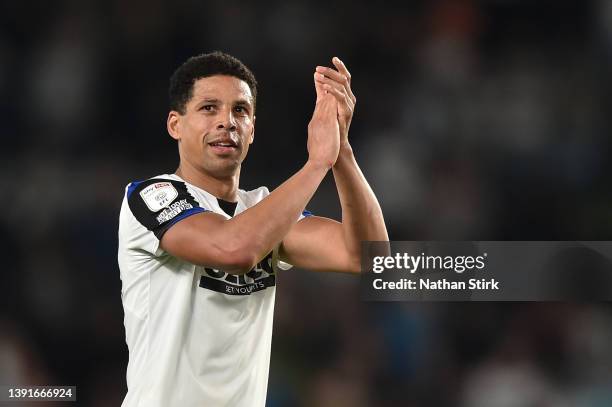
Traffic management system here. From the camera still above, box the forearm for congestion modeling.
[226,160,329,264]
[332,143,389,255]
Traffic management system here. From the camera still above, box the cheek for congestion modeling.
[241,119,254,141]
[185,117,210,139]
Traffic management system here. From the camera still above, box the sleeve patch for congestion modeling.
[127,179,208,239]
[140,182,179,212]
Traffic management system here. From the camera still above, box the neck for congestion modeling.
[175,161,240,202]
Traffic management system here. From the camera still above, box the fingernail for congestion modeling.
[316,66,325,72]
[315,72,325,79]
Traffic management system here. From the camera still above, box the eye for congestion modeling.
[200,104,215,112]
[234,106,248,114]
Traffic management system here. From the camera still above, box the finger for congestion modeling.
[315,65,347,84]
[323,84,352,113]
[315,73,354,110]
[315,65,356,104]
[314,72,343,90]
[331,57,351,84]
[313,72,326,103]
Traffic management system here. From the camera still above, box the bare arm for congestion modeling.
[279,147,388,274]
[334,141,388,251]
[280,57,388,273]
[160,94,340,274]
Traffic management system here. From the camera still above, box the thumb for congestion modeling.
[314,71,325,103]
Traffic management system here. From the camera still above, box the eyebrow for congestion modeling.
[234,100,252,107]
[197,98,252,107]
[199,98,220,104]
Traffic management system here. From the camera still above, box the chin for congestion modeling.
[203,161,241,178]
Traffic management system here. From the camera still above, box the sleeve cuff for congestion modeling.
[272,244,293,272]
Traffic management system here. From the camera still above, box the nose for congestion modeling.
[216,108,237,132]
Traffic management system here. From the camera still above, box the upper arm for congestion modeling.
[159,211,254,272]
[126,178,254,273]
[279,216,361,273]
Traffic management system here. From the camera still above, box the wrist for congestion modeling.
[339,140,353,154]
[335,142,354,165]
[305,158,333,174]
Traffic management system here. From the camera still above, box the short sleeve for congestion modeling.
[126,178,208,239]
[299,209,313,221]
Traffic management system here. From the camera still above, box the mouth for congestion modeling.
[207,138,239,154]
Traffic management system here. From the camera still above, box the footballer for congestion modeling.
[117,51,388,406]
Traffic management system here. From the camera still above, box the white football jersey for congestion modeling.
[118,174,304,407]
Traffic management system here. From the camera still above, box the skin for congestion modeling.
[167,75,256,202]
[161,58,388,274]
[280,58,389,272]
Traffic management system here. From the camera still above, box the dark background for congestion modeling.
[1,0,612,405]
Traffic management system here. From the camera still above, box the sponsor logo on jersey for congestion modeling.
[156,199,193,224]
[199,252,276,295]
[140,182,178,212]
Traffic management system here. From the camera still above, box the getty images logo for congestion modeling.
[372,252,488,274]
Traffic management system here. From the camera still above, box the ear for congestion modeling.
[167,111,181,141]
[248,115,256,145]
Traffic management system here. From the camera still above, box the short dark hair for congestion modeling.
[169,51,258,114]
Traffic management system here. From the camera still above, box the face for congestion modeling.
[167,75,255,179]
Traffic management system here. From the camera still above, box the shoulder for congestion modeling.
[124,174,183,201]
[123,175,208,239]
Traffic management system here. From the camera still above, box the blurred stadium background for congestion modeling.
[2,0,612,405]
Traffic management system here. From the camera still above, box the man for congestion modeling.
[118,51,387,406]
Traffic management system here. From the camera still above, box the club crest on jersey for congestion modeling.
[139,182,178,212]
